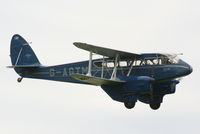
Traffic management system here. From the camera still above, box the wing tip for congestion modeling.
[73,42,86,47]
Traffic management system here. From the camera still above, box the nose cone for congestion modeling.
[184,64,193,76]
[178,59,193,76]
[188,65,193,74]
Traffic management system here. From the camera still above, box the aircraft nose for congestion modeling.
[188,65,193,74]
[178,60,192,76]
[185,64,193,75]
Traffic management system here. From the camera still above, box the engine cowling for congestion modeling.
[152,80,179,95]
[120,76,155,94]
[101,76,154,103]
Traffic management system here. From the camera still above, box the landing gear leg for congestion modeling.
[124,102,136,109]
[17,77,23,83]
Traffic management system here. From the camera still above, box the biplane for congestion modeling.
[8,34,193,110]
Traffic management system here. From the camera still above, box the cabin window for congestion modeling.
[93,60,115,68]
[145,59,154,65]
[132,57,174,66]
[94,61,103,67]
[134,60,142,66]
[107,62,114,68]
[94,60,130,68]
[119,61,127,67]
[151,59,158,64]
[140,60,146,66]
[127,60,133,66]
[93,54,179,68]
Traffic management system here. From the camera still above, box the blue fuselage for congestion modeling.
[21,57,192,84]
[18,56,192,104]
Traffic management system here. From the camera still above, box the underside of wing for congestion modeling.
[73,42,138,59]
[70,74,125,86]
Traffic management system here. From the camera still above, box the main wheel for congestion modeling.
[150,103,160,110]
[124,102,135,109]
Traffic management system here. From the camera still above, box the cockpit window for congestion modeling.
[166,54,180,64]
[134,54,180,66]
[160,57,172,64]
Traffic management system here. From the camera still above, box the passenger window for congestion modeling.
[119,61,127,67]
[146,60,154,65]
[94,61,115,68]
[153,59,159,64]
[140,60,146,66]
[94,61,103,67]
[134,60,141,66]
[107,62,114,68]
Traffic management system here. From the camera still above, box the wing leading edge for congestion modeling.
[73,42,138,58]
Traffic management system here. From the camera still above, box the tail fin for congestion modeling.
[9,34,41,75]
[10,34,40,66]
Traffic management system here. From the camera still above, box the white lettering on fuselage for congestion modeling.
[49,67,88,77]
[49,68,55,77]
[63,68,68,76]
[69,67,74,75]
[75,67,80,73]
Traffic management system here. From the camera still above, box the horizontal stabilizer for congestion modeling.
[70,74,125,86]
[73,42,138,59]
[7,65,40,68]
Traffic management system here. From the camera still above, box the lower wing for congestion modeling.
[70,74,125,86]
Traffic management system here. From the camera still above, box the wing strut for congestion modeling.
[127,58,135,76]
[87,51,93,76]
[111,54,119,80]
[101,56,105,78]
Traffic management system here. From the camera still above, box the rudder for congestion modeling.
[10,34,41,66]
[10,34,41,76]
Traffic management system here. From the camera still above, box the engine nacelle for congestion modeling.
[153,80,179,95]
[121,76,154,94]
[101,76,154,102]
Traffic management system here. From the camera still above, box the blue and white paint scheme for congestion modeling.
[8,34,193,110]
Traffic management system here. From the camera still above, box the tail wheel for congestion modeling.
[17,77,23,83]
[124,102,135,109]
[150,103,161,110]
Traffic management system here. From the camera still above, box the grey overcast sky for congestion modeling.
[0,0,200,134]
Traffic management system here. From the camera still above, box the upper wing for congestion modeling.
[70,74,125,86]
[73,42,138,59]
